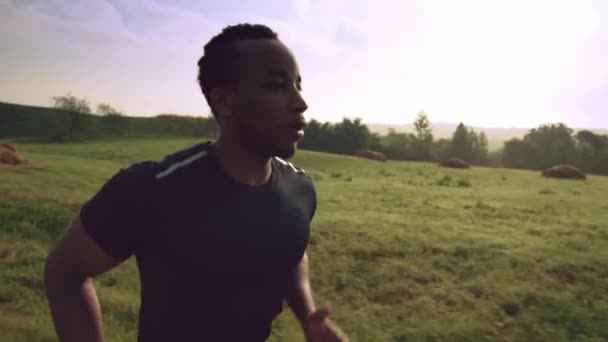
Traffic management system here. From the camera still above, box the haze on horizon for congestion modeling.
[1,0,607,129]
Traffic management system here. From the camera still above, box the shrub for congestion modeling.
[475,200,494,211]
[435,175,452,186]
[379,169,396,177]
[456,179,472,188]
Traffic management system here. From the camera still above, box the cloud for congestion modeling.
[107,0,220,45]
[547,21,608,127]
[1,0,222,115]
[332,19,367,49]
[292,0,311,17]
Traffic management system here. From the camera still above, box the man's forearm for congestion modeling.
[284,253,316,324]
[44,261,104,342]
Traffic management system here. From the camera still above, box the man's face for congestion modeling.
[228,39,308,159]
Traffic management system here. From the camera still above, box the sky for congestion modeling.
[1,0,607,128]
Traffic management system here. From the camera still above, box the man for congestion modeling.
[44,23,347,341]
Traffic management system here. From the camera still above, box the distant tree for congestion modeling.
[431,138,451,161]
[487,148,504,167]
[368,133,383,152]
[471,130,489,164]
[382,129,416,160]
[97,103,130,136]
[449,123,473,162]
[412,111,434,161]
[503,123,578,170]
[445,123,488,165]
[576,130,596,171]
[300,119,333,152]
[576,130,608,174]
[503,138,533,169]
[596,149,608,175]
[97,103,122,116]
[50,92,93,140]
[332,118,372,155]
[525,123,576,169]
[51,92,92,114]
[298,118,374,156]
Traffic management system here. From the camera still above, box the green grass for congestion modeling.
[1,137,608,341]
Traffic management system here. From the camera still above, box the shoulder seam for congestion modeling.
[155,150,208,179]
[274,157,305,174]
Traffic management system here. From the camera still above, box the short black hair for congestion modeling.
[197,24,278,114]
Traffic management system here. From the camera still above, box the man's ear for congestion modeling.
[209,88,235,118]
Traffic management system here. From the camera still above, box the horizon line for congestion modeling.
[2,99,608,131]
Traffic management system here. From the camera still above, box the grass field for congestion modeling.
[1,137,607,342]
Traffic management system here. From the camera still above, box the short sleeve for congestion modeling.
[80,162,157,259]
[306,175,317,222]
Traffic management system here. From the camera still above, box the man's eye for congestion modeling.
[266,82,287,89]
[264,81,302,92]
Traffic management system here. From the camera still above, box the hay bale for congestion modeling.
[0,142,15,152]
[0,142,27,165]
[439,157,470,169]
[541,164,586,180]
[358,150,387,162]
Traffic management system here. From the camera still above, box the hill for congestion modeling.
[5,101,608,153]
[0,102,216,140]
[1,137,607,341]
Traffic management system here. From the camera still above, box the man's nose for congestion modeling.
[292,88,308,114]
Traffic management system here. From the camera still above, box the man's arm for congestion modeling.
[284,252,348,342]
[44,210,123,342]
[284,252,316,324]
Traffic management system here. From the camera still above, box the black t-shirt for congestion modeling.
[80,142,316,341]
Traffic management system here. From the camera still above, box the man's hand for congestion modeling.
[302,306,348,342]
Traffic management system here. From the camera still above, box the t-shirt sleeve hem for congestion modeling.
[80,202,134,260]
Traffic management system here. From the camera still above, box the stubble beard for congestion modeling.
[233,118,298,160]
[235,120,274,159]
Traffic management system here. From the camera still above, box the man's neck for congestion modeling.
[210,138,272,186]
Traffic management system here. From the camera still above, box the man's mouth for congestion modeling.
[286,122,305,140]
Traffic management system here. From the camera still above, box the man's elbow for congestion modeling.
[44,250,81,292]
[44,251,63,292]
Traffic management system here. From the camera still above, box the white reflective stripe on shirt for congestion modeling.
[155,150,208,179]
[274,157,304,173]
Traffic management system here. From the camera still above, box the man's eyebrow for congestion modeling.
[266,69,289,78]
[266,69,301,81]
[265,69,302,88]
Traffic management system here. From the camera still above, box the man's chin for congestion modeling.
[274,145,297,160]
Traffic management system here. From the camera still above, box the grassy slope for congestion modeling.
[1,138,607,341]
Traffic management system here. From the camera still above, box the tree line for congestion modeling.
[299,112,490,166]
[47,93,217,141]
[502,124,608,175]
[301,114,608,175]
[45,94,608,175]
